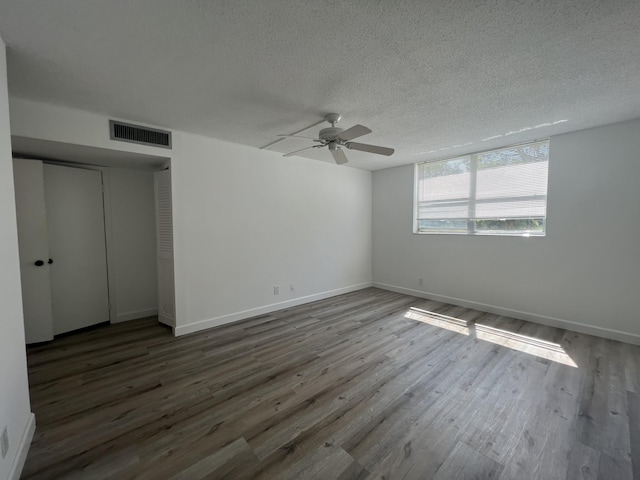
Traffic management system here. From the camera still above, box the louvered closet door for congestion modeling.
[154,169,176,327]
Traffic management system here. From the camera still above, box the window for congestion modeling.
[415,140,549,236]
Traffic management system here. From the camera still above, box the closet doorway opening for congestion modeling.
[11,136,174,343]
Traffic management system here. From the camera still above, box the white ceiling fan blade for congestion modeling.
[338,124,372,141]
[261,118,326,150]
[283,145,322,157]
[331,147,349,165]
[346,142,394,156]
[276,134,320,141]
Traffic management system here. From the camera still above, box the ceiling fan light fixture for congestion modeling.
[325,113,341,126]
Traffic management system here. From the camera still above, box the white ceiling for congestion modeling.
[0,1,639,170]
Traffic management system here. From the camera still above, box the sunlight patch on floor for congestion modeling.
[405,307,470,335]
[475,324,577,367]
[404,307,578,367]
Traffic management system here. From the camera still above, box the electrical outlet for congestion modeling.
[290,284,295,293]
[418,277,424,286]
[274,286,279,295]
[1,426,8,459]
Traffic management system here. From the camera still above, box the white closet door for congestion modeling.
[154,169,175,327]
[44,164,110,335]
[13,159,54,344]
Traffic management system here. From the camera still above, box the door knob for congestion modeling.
[34,260,44,266]
[48,258,54,264]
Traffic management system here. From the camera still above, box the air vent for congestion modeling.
[110,120,172,149]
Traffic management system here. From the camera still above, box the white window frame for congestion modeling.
[413,140,549,237]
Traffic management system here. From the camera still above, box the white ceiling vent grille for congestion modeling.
[110,120,172,149]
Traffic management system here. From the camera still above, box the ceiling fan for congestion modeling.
[278,113,394,165]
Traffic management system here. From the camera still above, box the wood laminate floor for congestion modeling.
[22,288,640,479]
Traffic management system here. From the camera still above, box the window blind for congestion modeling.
[415,140,549,235]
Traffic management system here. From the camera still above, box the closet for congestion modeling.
[13,159,110,342]
[14,157,175,343]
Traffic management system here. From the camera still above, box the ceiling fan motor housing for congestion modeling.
[318,127,344,142]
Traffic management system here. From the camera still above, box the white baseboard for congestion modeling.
[9,412,35,480]
[113,308,158,323]
[373,282,640,346]
[174,282,373,337]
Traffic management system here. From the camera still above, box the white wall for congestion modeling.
[107,168,157,322]
[9,98,167,158]
[373,119,640,344]
[171,133,372,334]
[8,99,373,335]
[0,38,34,480]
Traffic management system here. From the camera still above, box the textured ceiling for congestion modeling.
[0,1,639,170]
